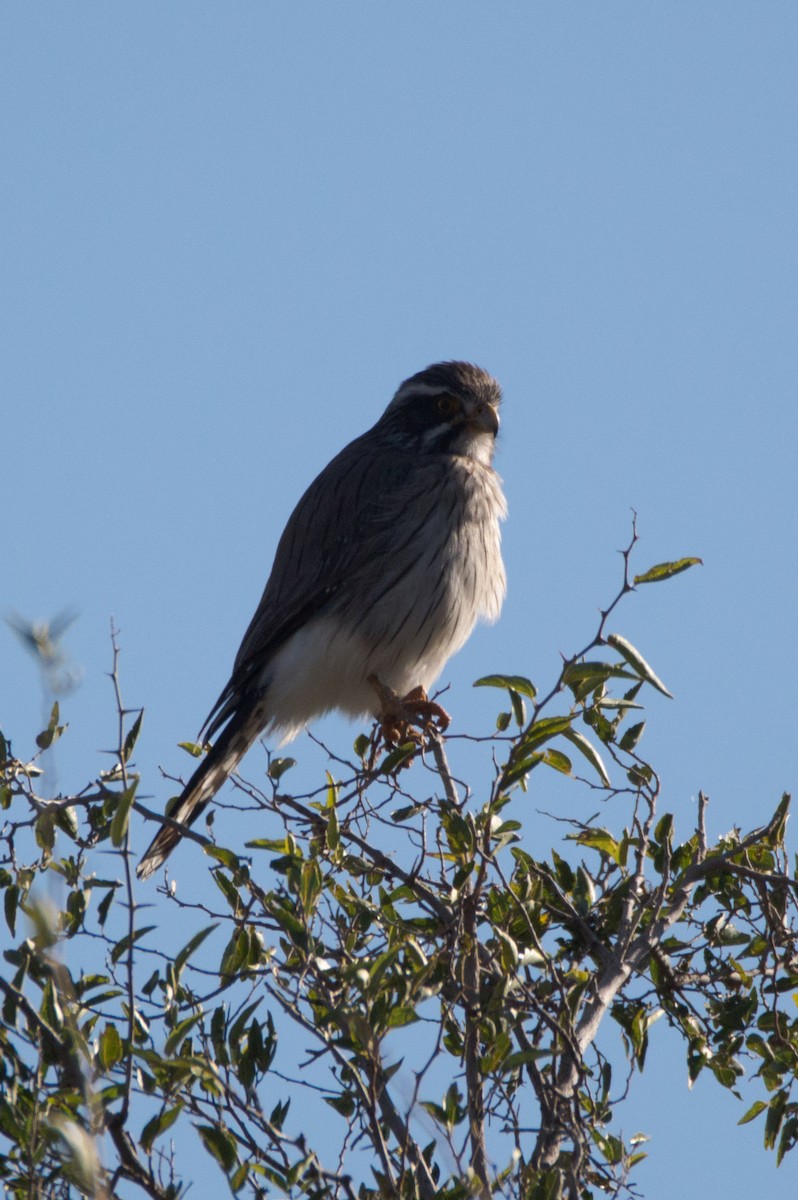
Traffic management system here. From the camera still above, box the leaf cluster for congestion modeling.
[2,545,797,1200]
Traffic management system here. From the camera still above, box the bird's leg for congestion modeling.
[399,685,451,734]
[367,674,451,753]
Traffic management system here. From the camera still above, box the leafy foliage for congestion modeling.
[2,537,796,1199]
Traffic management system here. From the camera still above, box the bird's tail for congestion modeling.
[136,706,264,880]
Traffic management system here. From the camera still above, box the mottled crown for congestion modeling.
[375,361,502,459]
[387,361,501,414]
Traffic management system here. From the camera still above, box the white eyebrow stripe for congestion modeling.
[392,382,449,403]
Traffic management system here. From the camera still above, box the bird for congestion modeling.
[137,361,507,879]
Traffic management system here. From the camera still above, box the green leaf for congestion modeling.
[542,748,572,775]
[596,697,644,711]
[299,859,322,913]
[391,803,424,823]
[325,795,340,853]
[562,661,639,699]
[110,781,138,847]
[178,741,204,757]
[509,689,526,727]
[420,1101,449,1130]
[122,711,144,764]
[55,805,79,838]
[198,1123,237,1171]
[96,885,118,927]
[229,1000,261,1052]
[627,763,653,788]
[36,701,66,750]
[378,743,417,773]
[764,793,791,847]
[562,728,611,787]
[499,751,543,790]
[97,1023,123,1069]
[111,925,156,965]
[619,721,646,752]
[164,1013,203,1056]
[521,715,574,748]
[606,634,674,698]
[246,836,291,851]
[654,813,673,845]
[40,977,63,1029]
[738,1100,768,1126]
[386,1006,419,1029]
[205,845,241,871]
[480,1030,513,1074]
[268,756,296,781]
[474,674,537,699]
[4,884,19,937]
[325,1093,355,1118]
[35,809,56,853]
[634,557,702,585]
[353,733,371,758]
[141,1104,183,1153]
[764,1091,787,1150]
[230,1163,249,1192]
[271,1099,291,1131]
[496,929,519,972]
[220,928,251,977]
[500,1048,551,1072]
[174,924,218,975]
[575,829,623,864]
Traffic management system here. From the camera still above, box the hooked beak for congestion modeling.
[466,402,500,437]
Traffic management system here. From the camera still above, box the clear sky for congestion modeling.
[3,5,798,1197]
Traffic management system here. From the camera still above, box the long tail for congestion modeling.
[136,706,264,880]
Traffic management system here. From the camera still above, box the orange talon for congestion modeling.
[367,674,451,756]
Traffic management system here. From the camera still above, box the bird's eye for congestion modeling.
[436,394,460,417]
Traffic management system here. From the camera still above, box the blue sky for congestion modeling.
[3,5,798,1197]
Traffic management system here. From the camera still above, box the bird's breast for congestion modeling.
[262,456,506,741]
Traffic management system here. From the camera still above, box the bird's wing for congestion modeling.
[200,438,426,740]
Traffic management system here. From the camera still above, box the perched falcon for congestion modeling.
[137,361,506,879]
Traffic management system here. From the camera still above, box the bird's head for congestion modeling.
[378,361,501,465]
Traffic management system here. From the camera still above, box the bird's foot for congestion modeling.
[367,675,451,761]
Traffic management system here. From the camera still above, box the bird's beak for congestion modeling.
[467,403,500,437]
